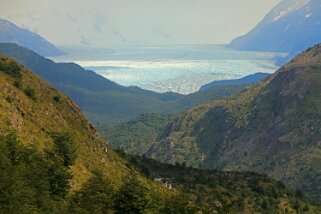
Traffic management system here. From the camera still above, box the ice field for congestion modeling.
[52,45,285,94]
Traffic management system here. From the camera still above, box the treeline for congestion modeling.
[116,151,320,214]
[0,132,199,214]
[1,132,318,213]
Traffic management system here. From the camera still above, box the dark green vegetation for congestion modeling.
[0,133,71,213]
[133,44,321,203]
[0,133,159,214]
[0,43,246,124]
[117,152,321,214]
[0,19,63,57]
[97,114,172,155]
[1,55,318,213]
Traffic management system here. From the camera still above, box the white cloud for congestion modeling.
[0,0,282,46]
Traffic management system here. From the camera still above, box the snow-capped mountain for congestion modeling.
[228,0,321,57]
[266,0,310,23]
[0,19,63,57]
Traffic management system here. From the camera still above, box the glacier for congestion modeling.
[52,45,285,94]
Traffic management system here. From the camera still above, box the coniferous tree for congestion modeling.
[114,176,151,214]
[160,194,197,214]
[0,133,68,213]
[52,133,77,167]
[71,172,114,214]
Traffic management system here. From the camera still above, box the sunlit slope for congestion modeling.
[147,44,321,202]
[0,54,129,188]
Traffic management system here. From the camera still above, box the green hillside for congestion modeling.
[118,152,321,214]
[0,54,176,213]
[97,114,172,155]
[107,44,321,203]
[0,54,129,187]
[0,43,246,124]
[0,55,318,213]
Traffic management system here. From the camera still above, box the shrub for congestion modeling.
[53,95,61,103]
[0,58,22,79]
[24,88,36,100]
[13,80,22,89]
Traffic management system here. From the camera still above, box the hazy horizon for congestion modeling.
[1,0,281,46]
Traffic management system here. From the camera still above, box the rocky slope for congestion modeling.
[145,44,321,202]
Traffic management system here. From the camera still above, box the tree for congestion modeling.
[44,133,76,198]
[71,172,115,214]
[0,133,68,213]
[160,194,197,214]
[53,133,77,167]
[114,176,151,214]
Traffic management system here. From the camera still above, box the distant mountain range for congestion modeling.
[0,18,63,56]
[103,44,321,202]
[0,43,249,124]
[199,73,269,92]
[228,0,321,65]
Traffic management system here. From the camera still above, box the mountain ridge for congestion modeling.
[0,18,63,57]
[228,0,321,65]
[199,72,269,92]
[109,44,321,202]
[0,43,247,124]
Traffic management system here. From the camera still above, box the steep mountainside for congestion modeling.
[0,43,246,124]
[97,114,173,155]
[145,44,321,202]
[0,19,63,56]
[0,55,316,213]
[0,54,129,188]
[228,0,321,64]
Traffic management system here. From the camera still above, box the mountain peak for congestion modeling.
[269,0,310,22]
[228,0,321,57]
[0,18,63,57]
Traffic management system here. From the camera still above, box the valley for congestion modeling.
[0,54,317,213]
[1,0,321,213]
[101,44,321,204]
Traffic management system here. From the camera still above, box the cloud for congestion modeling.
[80,34,91,46]
[0,0,282,46]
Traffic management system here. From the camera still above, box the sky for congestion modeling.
[0,0,282,46]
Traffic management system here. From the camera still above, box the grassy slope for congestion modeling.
[97,114,173,155]
[97,85,250,156]
[0,54,133,189]
[140,45,321,202]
